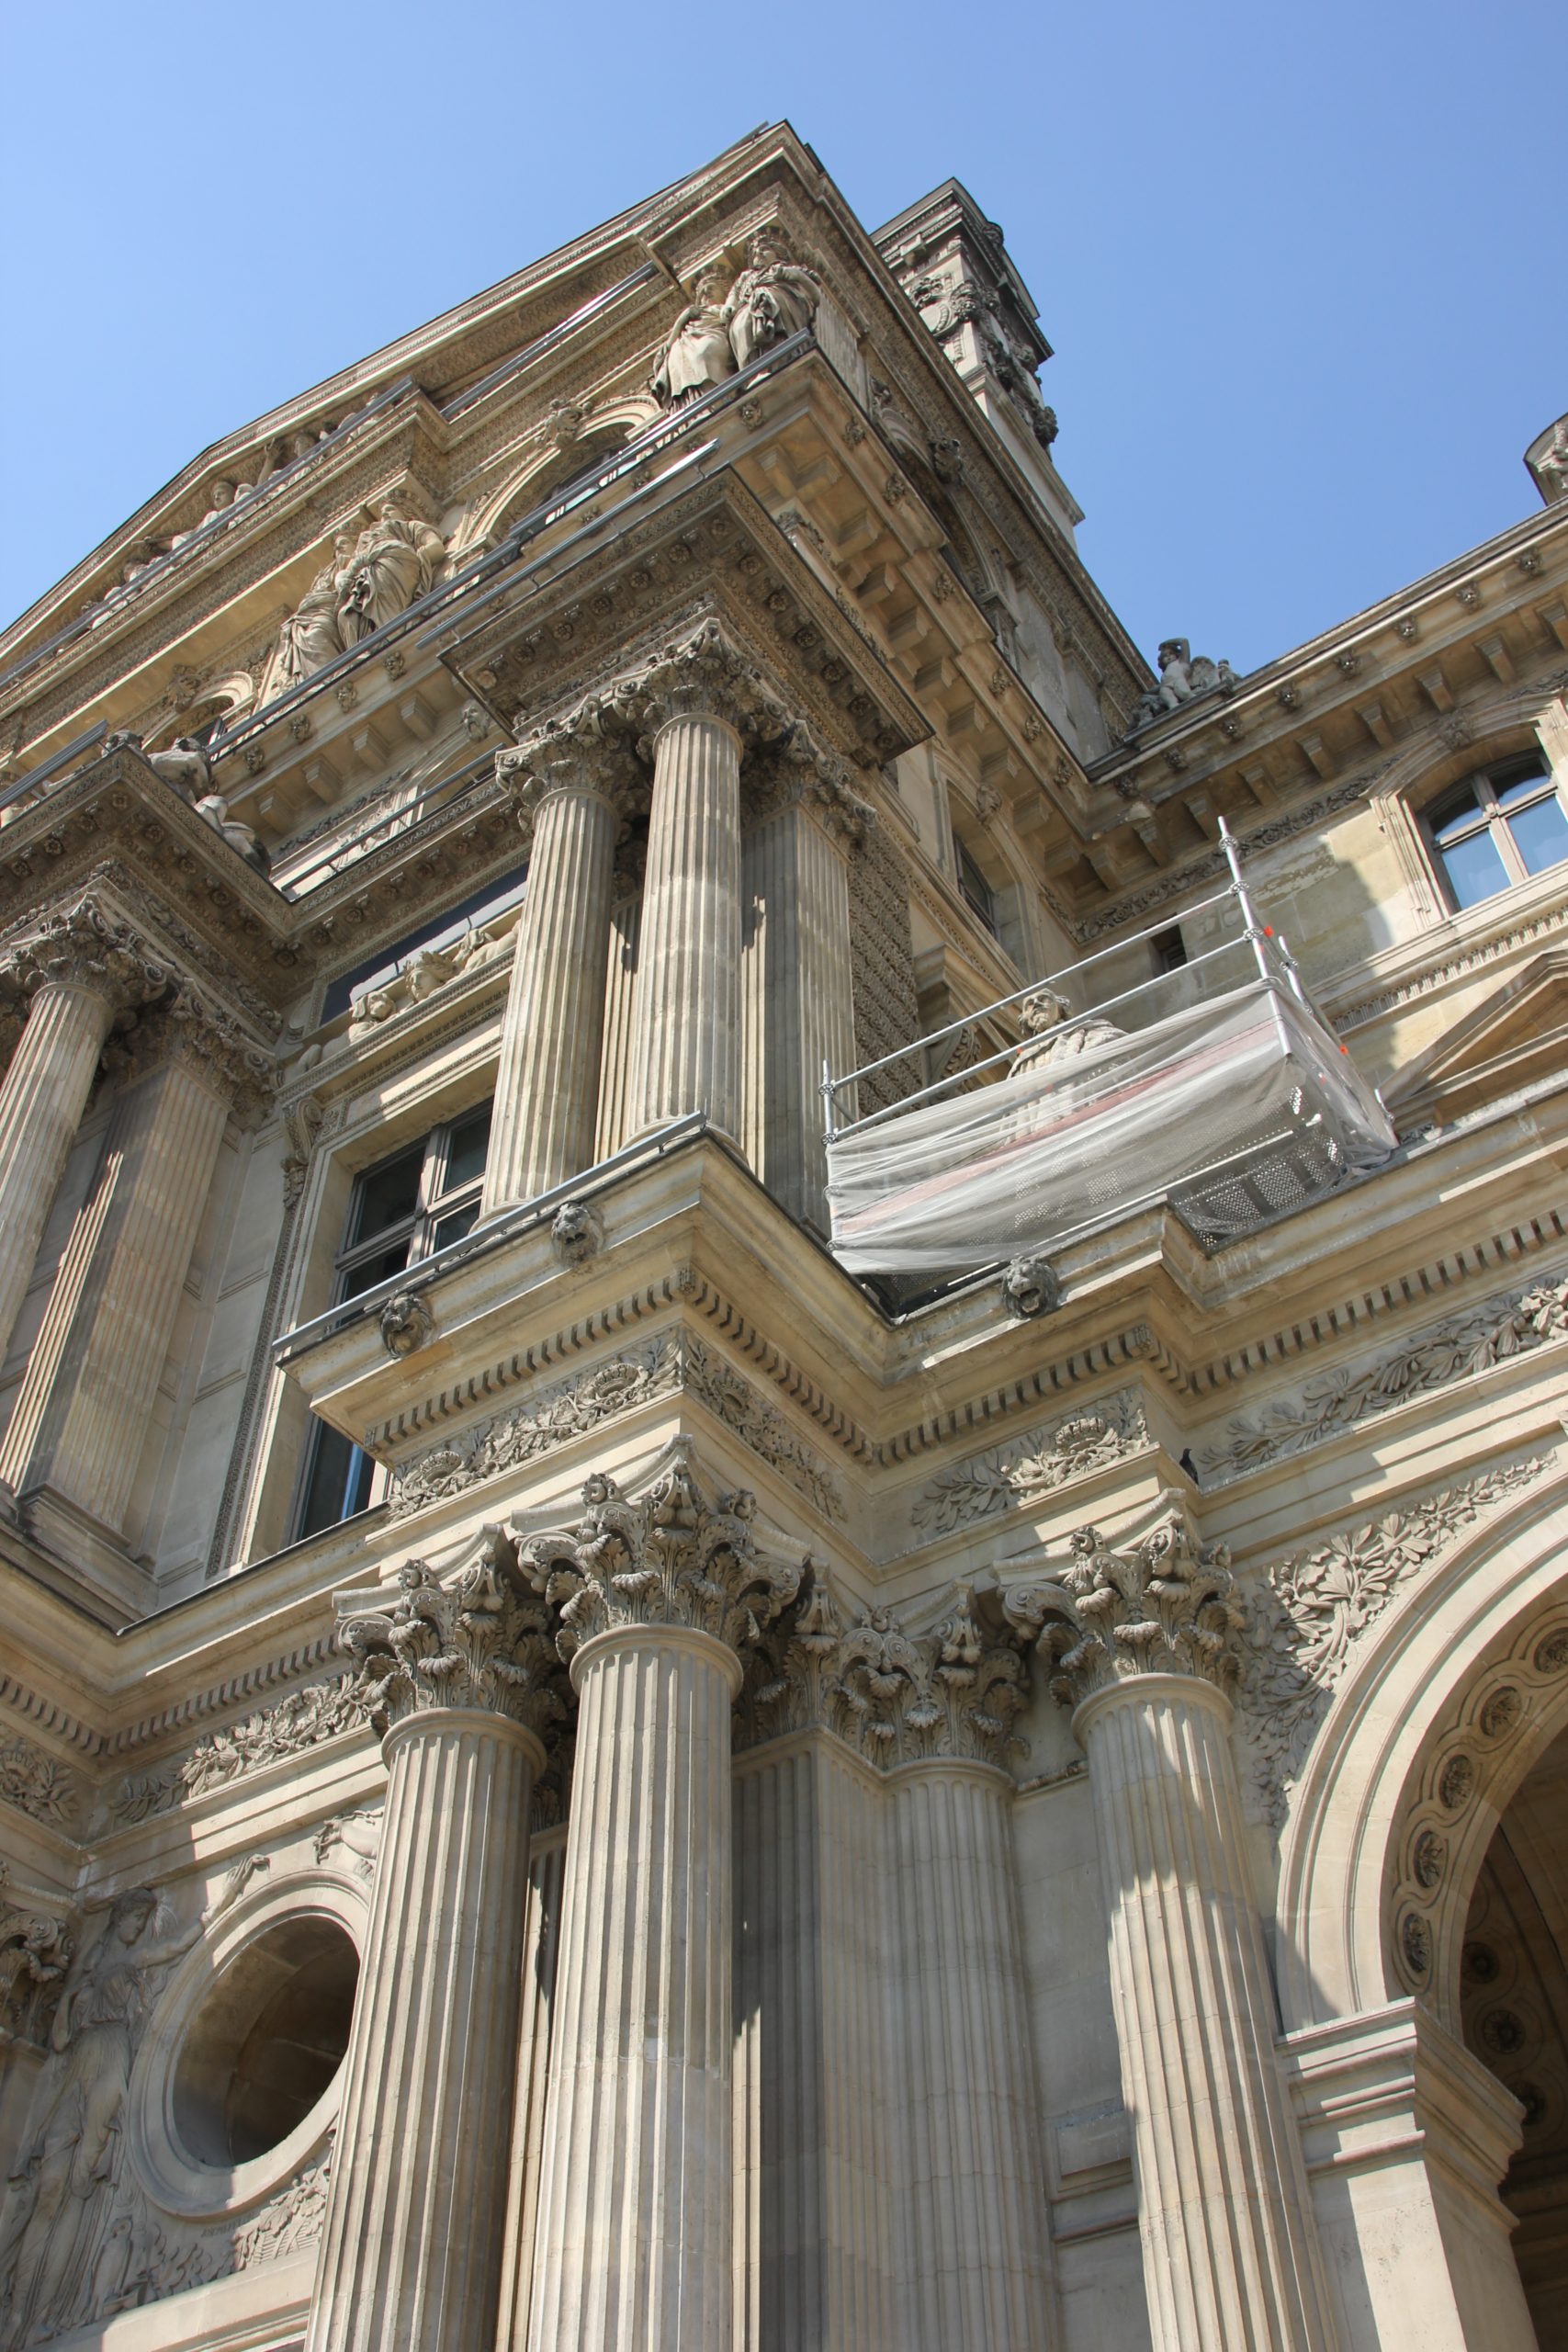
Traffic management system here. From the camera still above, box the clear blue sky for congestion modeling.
[3,0,1560,679]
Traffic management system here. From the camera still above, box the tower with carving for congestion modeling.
[1,122,1568,2352]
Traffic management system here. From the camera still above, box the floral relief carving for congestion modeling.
[1199,1272,1568,1480]
[0,1871,73,2048]
[1236,1459,1546,1825]
[110,1673,362,1826]
[0,1734,85,1828]
[911,1392,1147,1532]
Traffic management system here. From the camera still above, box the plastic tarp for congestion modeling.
[824,978,1397,1275]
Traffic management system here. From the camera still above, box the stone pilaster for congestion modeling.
[735,1579,1053,2352]
[625,620,786,1146]
[519,1442,803,2352]
[484,706,643,1211]
[308,1531,566,2352]
[741,736,868,1229]
[1007,1511,1339,2352]
[0,989,264,1586]
[0,903,169,1374]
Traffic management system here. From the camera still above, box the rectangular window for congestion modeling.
[1427,757,1567,910]
[293,1100,492,1540]
[956,841,998,935]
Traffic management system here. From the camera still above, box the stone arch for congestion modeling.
[1274,1459,1568,2036]
[457,400,659,560]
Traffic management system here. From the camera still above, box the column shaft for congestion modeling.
[0,981,117,1374]
[308,1709,542,2352]
[740,805,855,1229]
[887,1760,1055,2352]
[527,1627,739,2352]
[628,714,742,1142]
[1081,1679,1337,2352]
[496,1836,567,2352]
[0,1050,230,1540]
[484,783,619,1212]
[733,1739,897,2352]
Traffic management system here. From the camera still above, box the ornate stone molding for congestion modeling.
[109,1671,362,1825]
[0,896,171,1016]
[1004,1507,1241,1708]
[1237,1458,1549,1826]
[616,615,792,751]
[340,1526,567,1740]
[910,1389,1148,1533]
[745,722,875,842]
[518,1440,804,1668]
[0,1731,87,1828]
[1201,1271,1568,1480]
[739,1571,1027,1771]
[494,692,648,823]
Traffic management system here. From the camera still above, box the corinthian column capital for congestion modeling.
[740,1570,1028,1770]
[619,616,790,748]
[339,1525,569,1742]
[1003,1504,1241,1711]
[518,1439,805,1671]
[747,723,876,843]
[495,694,647,824]
[0,898,172,1016]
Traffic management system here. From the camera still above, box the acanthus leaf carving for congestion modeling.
[517,1440,804,1667]
[339,1525,567,1740]
[1004,1505,1241,1709]
[109,1672,362,1826]
[911,1391,1148,1533]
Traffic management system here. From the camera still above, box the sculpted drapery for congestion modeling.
[722,225,820,368]
[261,493,447,706]
[650,263,737,407]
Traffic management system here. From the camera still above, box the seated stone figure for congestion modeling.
[1011,987,1125,1076]
[650,264,737,407]
[1125,638,1239,735]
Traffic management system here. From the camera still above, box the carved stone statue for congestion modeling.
[145,736,211,800]
[379,1291,435,1357]
[650,265,737,408]
[1011,988,1125,1074]
[1125,639,1240,736]
[337,498,446,646]
[1530,420,1568,503]
[1001,1255,1060,1318]
[723,226,820,370]
[0,1888,202,2349]
[261,530,356,702]
[193,793,271,876]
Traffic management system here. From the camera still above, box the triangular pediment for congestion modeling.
[1384,947,1568,1124]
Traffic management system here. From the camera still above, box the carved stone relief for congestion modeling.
[910,1390,1148,1534]
[0,1735,86,1830]
[110,1673,362,1826]
[1004,1508,1241,1709]
[1199,1271,1568,1480]
[1236,1458,1548,1825]
[0,1871,73,2049]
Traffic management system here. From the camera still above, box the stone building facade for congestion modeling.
[0,120,1565,2352]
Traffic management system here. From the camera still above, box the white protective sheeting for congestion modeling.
[824,978,1396,1276]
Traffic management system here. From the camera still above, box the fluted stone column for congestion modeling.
[0,904,166,1373]
[628,621,780,1147]
[1008,1514,1340,2352]
[0,997,257,1577]
[484,711,634,1211]
[519,1443,803,2352]
[740,743,865,1229]
[732,1577,1052,2352]
[310,1531,566,2352]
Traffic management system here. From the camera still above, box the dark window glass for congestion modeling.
[293,1100,492,1540]
[1151,924,1188,974]
[319,871,527,1024]
[956,841,998,933]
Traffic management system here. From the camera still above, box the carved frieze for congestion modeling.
[0,1732,86,1829]
[1200,1271,1568,1481]
[110,1674,362,1826]
[910,1390,1148,1533]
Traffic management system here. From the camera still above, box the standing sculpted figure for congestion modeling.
[261,529,356,702]
[0,1888,203,2347]
[650,263,737,407]
[337,496,446,645]
[723,224,820,369]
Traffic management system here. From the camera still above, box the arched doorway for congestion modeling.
[1459,1722,1568,2346]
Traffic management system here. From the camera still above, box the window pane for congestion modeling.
[1439,829,1510,909]
[430,1201,480,1253]
[1430,789,1486,848]
[349,1145,424,1245]
[297,1425,375,1539]
[957,842,997,932]
[443,1103,492,1194]
[1507,796,1568,876]
[336,1236,413,1302]
[1492,761,1550,809]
